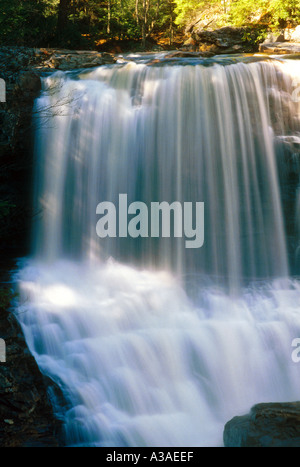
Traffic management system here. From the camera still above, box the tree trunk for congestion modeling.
[169,1,174,46]
[57,0,70,37]
[107,0,111,34]
[136,0,139,25]
[169,18,173,46]
[141,0,150,49]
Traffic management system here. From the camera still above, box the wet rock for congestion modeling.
[14,71,42,98]
[0,46,117,76]
[165,50,215,59]
[259,42,300,54]
[0,289,61,447]
[41,50,117,70]
[223,402,300,447]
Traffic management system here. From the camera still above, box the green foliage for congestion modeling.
[0,0,178,49]
[0,0,58,46]
[174,0,204,26]
[0,0,300,51]
[174,0,225,27]
[242,27,269,47]
[225,0,300,28]
[268,0,300,25]
[226,0,266,27]
[174,0,300,30]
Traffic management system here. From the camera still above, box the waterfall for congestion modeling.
[15,55,300,447]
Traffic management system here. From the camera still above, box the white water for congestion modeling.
[15,56,300,446]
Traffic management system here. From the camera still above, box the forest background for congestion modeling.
[1,0,299,51]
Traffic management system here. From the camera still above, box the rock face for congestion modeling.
[38,49,117,71]
[259,24,300,54]
[261,26,300,44]
[189,27,262,54]
[0,50,44,256]
[0,291,61,447]
[0,46,116,75]
[0,47,66,447]
[223,402,300,447]
[188,24,300,56]
[284,26,300,43]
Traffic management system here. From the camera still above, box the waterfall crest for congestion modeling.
[33,58,300,289]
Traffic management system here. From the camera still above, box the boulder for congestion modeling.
[14,71,42,97]
[42,50,117,71]
[0,285,61,447]
[290,26,300,42]
[190,27,263,54]
[165,51,215,59]
[223,402,300,447]
[262,31,285,44]
[259,42,300,54]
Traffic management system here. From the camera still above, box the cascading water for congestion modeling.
[14,55,300,447]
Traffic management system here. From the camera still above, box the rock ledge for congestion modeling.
[224,402,300,447]
[259,42,300,54]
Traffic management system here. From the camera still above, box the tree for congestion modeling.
[134,0,166,48]
[57,0,71,35]
[173,0,300,30]
[0,0,58,46]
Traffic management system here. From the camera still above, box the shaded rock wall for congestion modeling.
[0,294,61,447]
[0,47,58,447]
